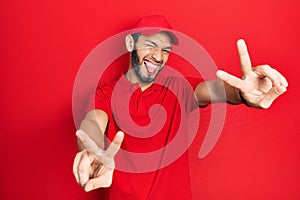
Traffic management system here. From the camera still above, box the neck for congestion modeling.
[125,68,153,91]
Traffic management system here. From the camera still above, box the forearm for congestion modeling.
[77,110,108,151]
[195,79,242,106]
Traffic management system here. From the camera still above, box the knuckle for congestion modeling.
[78,164,88,173]
[106,179,113,187]
[257,64,270,72]
[259,100,271,109]
[78,168,85,174]
[75,151,83,158]
[275,87,286,95]
[260,103,270,109]
[101,178,113,188]
[95,149,105,158]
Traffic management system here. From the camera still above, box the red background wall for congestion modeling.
[1,0,299,199]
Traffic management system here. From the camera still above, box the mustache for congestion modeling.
[131,50,163,67]
[144,58,163,66]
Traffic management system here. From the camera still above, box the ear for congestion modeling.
[125,34,134,52]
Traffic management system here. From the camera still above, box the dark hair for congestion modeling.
[131,33,141,43]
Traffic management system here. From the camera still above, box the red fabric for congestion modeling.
[130,15,179,45]
[92,73,202,200]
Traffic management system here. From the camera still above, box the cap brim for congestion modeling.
[129,27,179,45]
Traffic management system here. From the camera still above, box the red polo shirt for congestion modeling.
[92,73,201,200]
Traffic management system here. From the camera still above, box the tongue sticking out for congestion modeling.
[144,61,158,73]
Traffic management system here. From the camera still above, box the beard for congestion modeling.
[131,50,163,83]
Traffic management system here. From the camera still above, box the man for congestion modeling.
[73,15,288,199]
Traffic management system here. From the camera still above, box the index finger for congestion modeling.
[237,39,252,77]
[216,70,244,90]
[105,131,124,158]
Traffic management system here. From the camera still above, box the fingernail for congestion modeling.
[216,70,226,78]
[76,130,84,137]
[237,39,246,46]
[116,131,124,138]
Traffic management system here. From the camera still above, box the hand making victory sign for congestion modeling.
[216,39,288,108]
[73,130,124,192]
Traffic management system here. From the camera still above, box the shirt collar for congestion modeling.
[117,74,164,92]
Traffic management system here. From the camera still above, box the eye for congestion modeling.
[163,49,171,54]
[146,43,156,48]
[144,40,158,48]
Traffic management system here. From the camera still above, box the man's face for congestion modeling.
[131,32,172,83]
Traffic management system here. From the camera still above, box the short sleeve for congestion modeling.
[86,83,114,117]
[183,77,203,113]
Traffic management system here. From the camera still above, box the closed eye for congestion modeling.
[145,40,171,53]
[145,40,158,48]
[163,50,170,54]
[163,48,171,54]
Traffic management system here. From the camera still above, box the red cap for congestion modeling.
[130,15,179,45]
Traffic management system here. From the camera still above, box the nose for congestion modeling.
[151,48,163,63]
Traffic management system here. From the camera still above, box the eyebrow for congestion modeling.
[145,40,158,47]
[145,39,172,51]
